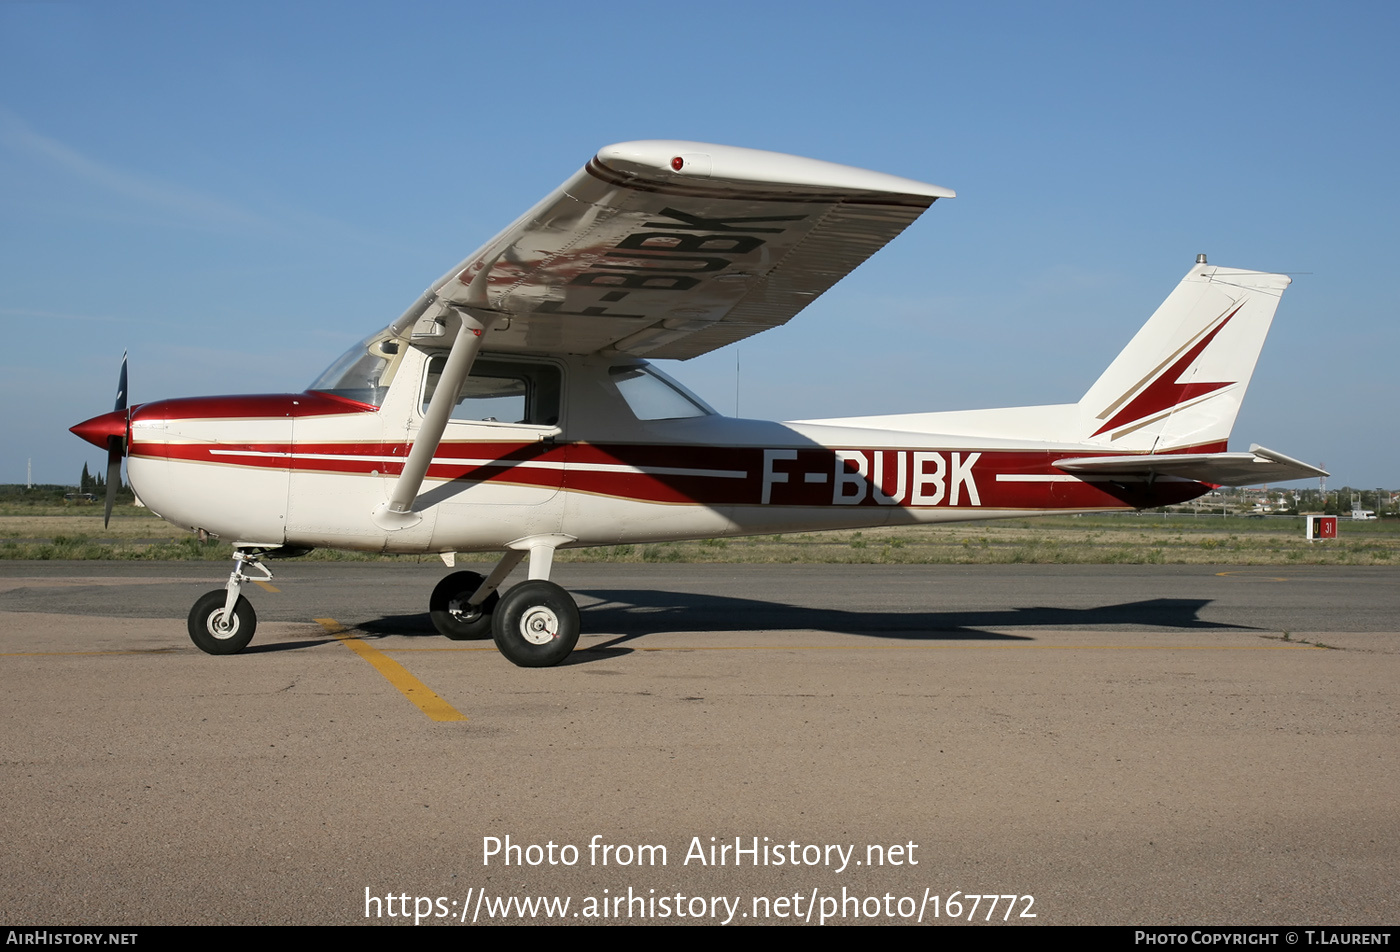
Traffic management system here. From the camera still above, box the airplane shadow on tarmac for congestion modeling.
[334,592,1255,663]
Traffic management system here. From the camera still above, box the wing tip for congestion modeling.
[594,140,955,200]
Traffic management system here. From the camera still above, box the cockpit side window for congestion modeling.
[422,356,562,427]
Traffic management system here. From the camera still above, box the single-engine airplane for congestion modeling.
[71,140,1326,666]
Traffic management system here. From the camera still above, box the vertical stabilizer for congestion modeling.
[1075,262,1290,453]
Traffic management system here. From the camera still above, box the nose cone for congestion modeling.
[70,409,127,449]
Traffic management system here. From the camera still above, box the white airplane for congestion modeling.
[70,140,1325,667]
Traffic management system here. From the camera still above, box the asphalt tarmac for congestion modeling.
[1,561,1396,926]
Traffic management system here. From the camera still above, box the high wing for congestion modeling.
[388,141,954,359]
[1054,444,1327,487]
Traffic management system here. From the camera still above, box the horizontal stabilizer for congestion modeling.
[1054,444,1327,487]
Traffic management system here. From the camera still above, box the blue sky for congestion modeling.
[3,1,1395,488]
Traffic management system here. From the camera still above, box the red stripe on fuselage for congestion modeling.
[130,391,378,424]
[129,438,1219,510]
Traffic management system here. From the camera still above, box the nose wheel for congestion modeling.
[188,590,257,655]
[491,580,580,667]
[187,548,269,655]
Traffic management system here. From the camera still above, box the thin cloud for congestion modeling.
[0,305,186,331]
[0,106,269,230]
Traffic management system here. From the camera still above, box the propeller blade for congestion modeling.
[114,351,128,412]
[105,352,128,529]
[104,436,122,529]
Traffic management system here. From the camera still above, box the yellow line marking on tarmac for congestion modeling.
[254,580,280,593]
[315,618,467,722]
[1216,571,1293,581]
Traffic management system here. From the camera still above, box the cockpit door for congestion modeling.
[417,353,567,549]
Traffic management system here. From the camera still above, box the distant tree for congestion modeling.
[80,462,91,494]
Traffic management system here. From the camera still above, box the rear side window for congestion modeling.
[609,364,714,421]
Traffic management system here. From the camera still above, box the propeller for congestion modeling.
[103,353,128,528]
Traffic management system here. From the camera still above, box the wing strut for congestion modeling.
[372,306,496,530]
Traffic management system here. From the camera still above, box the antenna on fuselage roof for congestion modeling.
[735,347,741,417]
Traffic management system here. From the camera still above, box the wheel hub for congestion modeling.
[519,607,559,645]
[209,611,238,639]
[448,596,482,623]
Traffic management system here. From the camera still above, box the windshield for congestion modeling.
[308,332,402,407]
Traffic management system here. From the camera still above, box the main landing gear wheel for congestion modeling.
[430,571,499,640]
[491,580,580,668]
[188,590,257,655]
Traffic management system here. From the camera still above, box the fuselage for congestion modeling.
[83,344,1214,554]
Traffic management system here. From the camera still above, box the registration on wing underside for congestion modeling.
[427,178,934,359]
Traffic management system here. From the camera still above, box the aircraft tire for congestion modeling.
[491,580,580,667]
[188,589,257,655]
[430,571,498,640]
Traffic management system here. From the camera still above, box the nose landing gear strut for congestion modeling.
[187,548,271,655]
